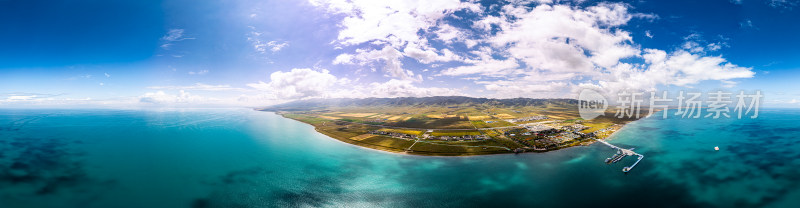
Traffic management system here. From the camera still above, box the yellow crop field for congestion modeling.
[468,116,490,120]
[318,115,341,120]
[378,128,423,136]
[350,134,378,141]
[494,114,515,119]
[426,114,445,119]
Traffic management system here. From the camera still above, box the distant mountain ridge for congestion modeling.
[261,96,578,111]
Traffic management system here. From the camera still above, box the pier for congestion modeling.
[595,139,644,173]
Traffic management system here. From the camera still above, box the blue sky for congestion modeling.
[1,0,799,108]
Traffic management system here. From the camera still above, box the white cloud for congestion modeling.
[334,46,422,81]
[246,67,465,100]
[477,80,569,98]
[434,24,473,46]
[312,1,754,99]
[160,29,194,50]
[740,19,756,29]
[368,79,462,98]
[583,49,755,96]
[247,68,344,99]
[443,2,751,98]
[139,90,205,104]
[313,0,479,80]
[267,41,289,52]
[769,0,797,10]
[332,53,354,64]
[188,70,209,75]
[439,57,520,77]
[439,46,520,77]
[0,93,97,107]
[6,95,37,101]
[311,0,476,46]
[247,27,289,54]
[490,3,639,72]
[681,33,728,53]
[162,29,185,42]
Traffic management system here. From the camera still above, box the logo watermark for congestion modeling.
[578,90,763,120]
[578,89,608,120]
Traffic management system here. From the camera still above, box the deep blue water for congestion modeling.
[0,108,798,208]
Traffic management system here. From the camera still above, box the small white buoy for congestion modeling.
[714,146,720,151]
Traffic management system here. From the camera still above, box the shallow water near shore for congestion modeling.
[0,108,799,207]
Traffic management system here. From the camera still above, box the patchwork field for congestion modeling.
[468,115,490,120]
[430,130,481,136]
[350,134,378,141]
[378,128,424,136]
[318,115,341,120]
[494,114,516,119]
[269,98,642,156]
[338,113,376,117]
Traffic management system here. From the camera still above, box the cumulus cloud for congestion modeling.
[312,1,754,99]
[333,47,422,81]
[247,68,344,99]
[246,67,464,100]
[439,47,520,77]
[368,79,462,97]
[310,0,476,46]
[585,49,754,95]
[490,3,639,73]
[447,2,749,98]
[314,0,478,80]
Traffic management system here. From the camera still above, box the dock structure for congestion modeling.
[595,139,644,173]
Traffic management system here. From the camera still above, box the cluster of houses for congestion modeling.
[561,124,589,132]
[549,131,582,143]
[523,124,556,134]
[368,130,490,141]
[368,130,419,140]
[427,134,489,141]
[507,115,548,123]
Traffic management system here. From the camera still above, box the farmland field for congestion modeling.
[269,98,641,156]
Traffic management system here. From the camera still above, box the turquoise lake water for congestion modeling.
[1,108,799,208]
